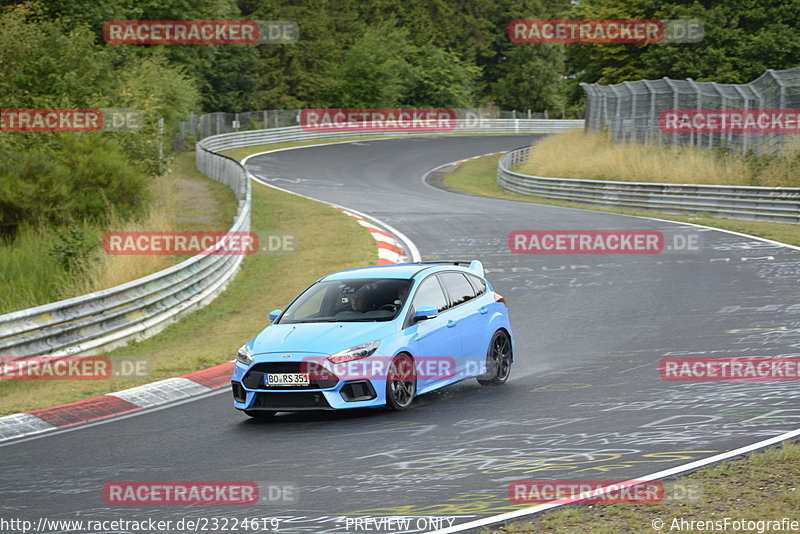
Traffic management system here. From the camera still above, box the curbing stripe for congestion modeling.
[336,208,404,265]
[378,248,404,264]
[0,413,55,440]
[27,395,140,428]
[182,361,235,389]
[0,364,234,442]
[374,240,405,255]
[109,377,211,409]
[0,181,411,443]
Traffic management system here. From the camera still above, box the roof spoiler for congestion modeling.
[415,260,485,277]
[468,260,484,277]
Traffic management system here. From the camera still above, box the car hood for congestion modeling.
[250,321,397,357]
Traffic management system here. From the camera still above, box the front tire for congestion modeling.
[244,410,276,419]
[385,353,417,411]
[478,330,512,386]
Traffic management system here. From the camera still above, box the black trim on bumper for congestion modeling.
[340,380,377,402]
[231,381,246,403]
[250,391,334,410]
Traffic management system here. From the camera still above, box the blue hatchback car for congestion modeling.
[231,260,513,418]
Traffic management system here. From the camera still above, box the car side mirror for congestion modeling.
[413,305,438,322]
[268,309,282,322]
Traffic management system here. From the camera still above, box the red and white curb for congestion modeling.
[0,362,234,443]
[0,174,419,443]
[336,208,407,265]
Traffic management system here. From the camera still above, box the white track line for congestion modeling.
[423,151,800,534]
[242,142,422,262]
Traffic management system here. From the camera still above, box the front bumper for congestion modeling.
[231,358,384,411]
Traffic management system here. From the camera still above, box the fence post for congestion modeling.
[610,84,623,142]
[749,81,766,155]
[643,80,657,145]
[664,78,679,147]
[712,83,724,149]
[687,78,700,149]
[733,85,750,153]
[769,69,787,154]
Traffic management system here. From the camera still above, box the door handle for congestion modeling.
[447,319,457,328]
[479,306,488,315]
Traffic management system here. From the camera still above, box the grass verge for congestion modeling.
[443,153,800,247]
[0,148,376,415]
[495,441,800,533]
[0,153,237,313]
[519,130,800,187]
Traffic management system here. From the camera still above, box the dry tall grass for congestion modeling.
[65,173,180,295]
[520,130,800,187]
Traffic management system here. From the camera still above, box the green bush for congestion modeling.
[0,225,68,313]
[49,221,99,274]
[0,136,149,237]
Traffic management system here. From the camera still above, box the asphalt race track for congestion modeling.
[2,136,800,533]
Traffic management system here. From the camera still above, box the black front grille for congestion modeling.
[340,380,377,402]
[231,381,246,402]
[242,361,339,390]
[252,391,332,410]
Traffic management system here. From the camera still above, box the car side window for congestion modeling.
[466,274,487,296]
[439,272,477,307]
[411,276,449,313]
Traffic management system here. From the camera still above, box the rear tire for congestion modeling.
[244,410,276,419]
[385,353,417,411]
[477,330,512,386]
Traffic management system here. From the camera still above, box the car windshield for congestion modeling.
[278,278,412,324]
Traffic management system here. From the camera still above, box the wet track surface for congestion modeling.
[2,136,799,533]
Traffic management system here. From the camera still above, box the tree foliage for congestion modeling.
[566,0,800,96]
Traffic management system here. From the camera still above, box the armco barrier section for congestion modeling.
[0,119,582,361]
[197,119,585,153]
[498,146,800,224]
[0,152,251,361]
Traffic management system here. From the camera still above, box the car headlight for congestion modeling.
[236,344,253,366]
[327,341,381,363]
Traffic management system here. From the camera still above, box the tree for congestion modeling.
[566,0,800,93]
[321,21,414,107]
[405,45,483,108]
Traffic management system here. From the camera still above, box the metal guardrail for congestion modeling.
[0,119,581,360]
[177,109,569,144]
[198,119,585,153]
[497,146,800,224]
[0,151,251,360]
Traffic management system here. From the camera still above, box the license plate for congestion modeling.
[264,373,310,386]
